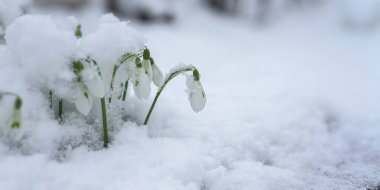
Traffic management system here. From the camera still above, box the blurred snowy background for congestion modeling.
[1,0,380,190]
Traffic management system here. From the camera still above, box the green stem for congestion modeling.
[49,91,53,109]
[144,66,195,125]
[144,88,163,125]
[109,54,137,104]
[58,98,63,121]
[101,97,109,148]
[109,65,119,104]
[122,80,129,101]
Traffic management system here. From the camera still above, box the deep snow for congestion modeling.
[1,1,380,190]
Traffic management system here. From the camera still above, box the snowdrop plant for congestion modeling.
[109,47,164,103]
[71,58,105,115]
[109,52,138,103]
[70,58,108,147]
[144,65,206,125]
[150,57,164,87]
[0,92,22,129]
[2,14,206,149]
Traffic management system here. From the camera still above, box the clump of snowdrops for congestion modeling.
[1,15,206,148]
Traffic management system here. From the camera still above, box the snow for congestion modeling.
[80,13,146,82]
[1,1,380,190]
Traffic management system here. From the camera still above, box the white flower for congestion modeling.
[186,74,206,113]
[82,64,105,98]
[74,90,93,115]
[133,66,151,99]
[151,58,164,87]
[72,59,105,115]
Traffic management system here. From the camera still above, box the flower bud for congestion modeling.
[193,69,200,81]
[75,24,82,38]
[151,61,164,86]
[75,91,93,115]
[186,75,206,112]
[143,48,150,60]
[15,97,22,110]
[133,67,151,99]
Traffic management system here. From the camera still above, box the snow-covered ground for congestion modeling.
[1,1,380,190]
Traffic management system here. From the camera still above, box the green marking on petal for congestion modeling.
[11,121,20,129]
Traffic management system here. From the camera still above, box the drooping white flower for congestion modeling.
[82,62,105,98]
[71,59,105,115]
[186,70,206,113]
[133,58,151,99]
[150,57,164,87]
[74,90,93,115]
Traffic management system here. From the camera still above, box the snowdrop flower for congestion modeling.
[74,90,93,116]
[144,65,207,125]
[186,69,206,112]
[72,59,105,115]
[82,60,105,98]
[133,57,151,99]
[150,57,164,86]
[142,48,153,81]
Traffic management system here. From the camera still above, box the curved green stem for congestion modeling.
[49,91,53,109]
[144,66,195,125]
[101,97,109,147]
[109,54,137,104]
[1,92,19,97]
[58,98,63,121]
[78,57,109,148]
[122,80,129,101]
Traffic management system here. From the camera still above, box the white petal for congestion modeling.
[133,80,142,99]
[133,68,151,99]
[85,75,105,98]
[139,73,151,99]
[152,64,164,87]
[186,76,206,112]
[75,91,93,115]
[143,59,153,81]
[188,87,206,112]
[10,109,22,128]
